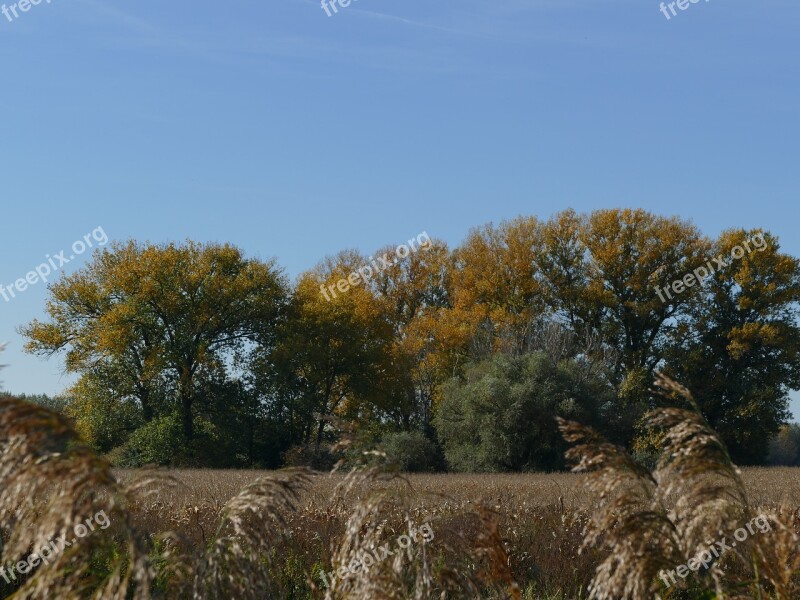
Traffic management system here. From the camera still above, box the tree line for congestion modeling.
[17,208,800,469]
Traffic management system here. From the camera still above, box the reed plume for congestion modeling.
[557,374,787,600]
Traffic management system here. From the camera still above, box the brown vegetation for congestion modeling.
[2,379,800,599]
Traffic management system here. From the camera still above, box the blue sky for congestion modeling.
[1,0,799,416]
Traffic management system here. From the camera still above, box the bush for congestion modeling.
[67,395,142,454]
[112,415,233,467]
[381,431,441,472]
[111,415,184,467]
[63,375,144,453]
[434,352,612,472]
[282,443,338,471]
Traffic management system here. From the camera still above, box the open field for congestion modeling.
[125,468,800,511]
[116,467,800,599]
[3,391,800,599]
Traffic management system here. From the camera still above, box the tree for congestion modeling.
[450,217,547,355]
[2,392,69,414]
[262,253,397,449]
[553,208,709,377]
[434,352,612,472]
[535,209,711,445]
[16,211,800,469]
[370,237,454,430]
[767,424,800,466]
[664,229,800,463]
[20,240,289,445]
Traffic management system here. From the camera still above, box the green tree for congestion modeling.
[65,372,143,453]
[20,240,289,446]
[3,392,69,414]
[434,352,612,472]
[664,229,800,463]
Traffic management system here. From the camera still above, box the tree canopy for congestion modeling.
[19,210,800,469]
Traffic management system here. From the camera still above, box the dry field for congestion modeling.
[4,395,800,599]
[115,467,800,599]
[126,468,800,511]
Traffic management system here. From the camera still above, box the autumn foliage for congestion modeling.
[19,209,800,468]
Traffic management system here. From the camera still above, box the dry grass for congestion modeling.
[3,379,800,599]
[557,374,800,600]
[111,468,800,599]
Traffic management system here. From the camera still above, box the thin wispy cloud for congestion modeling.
[74,0,156,34]
[347,7,498,40]
[294,0,497,40]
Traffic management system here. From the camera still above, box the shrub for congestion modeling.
[435,352,612,472]
[66,393,142,454]
[282,443,338,471]
[381,431,441,472]
[112,415,236,467]
[112,414,184,467]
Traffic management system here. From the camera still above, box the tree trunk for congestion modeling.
[315,418,325,448]
[179,368,194,442]
[140,388,154,422]
[181,392,193,442]
[247,419,254,466]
